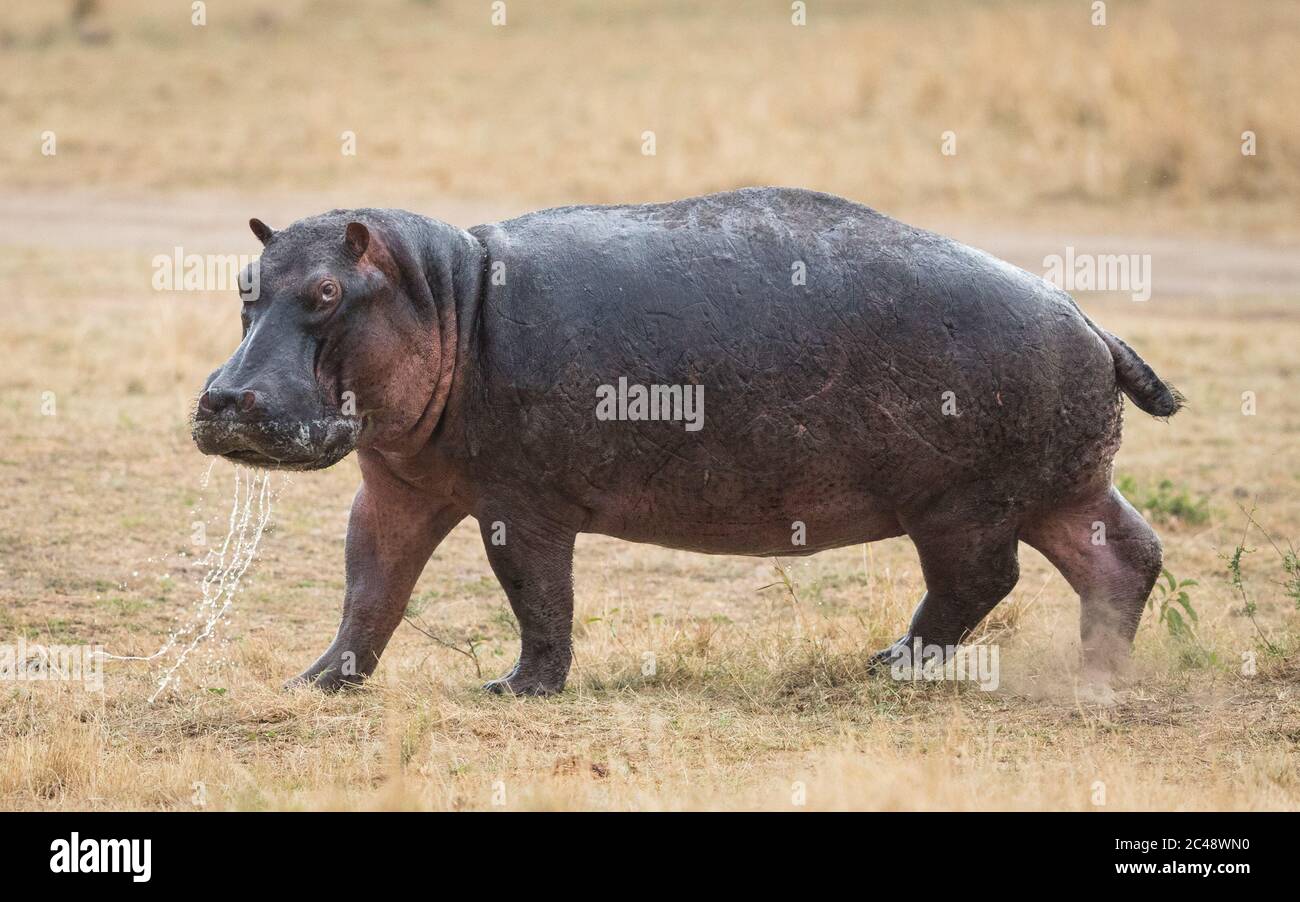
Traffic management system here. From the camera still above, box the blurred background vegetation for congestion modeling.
[2,0,1297,233]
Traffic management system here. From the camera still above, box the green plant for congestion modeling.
[1284,550,1300,611]
[1116,474,1210,526]
[1225,505,1299,655]
[1149,568,1199,641]
[1149,568,1220,668]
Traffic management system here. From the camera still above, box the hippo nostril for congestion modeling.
[197,386,243,416]
[239,391,259,414]
[200,386,239,415]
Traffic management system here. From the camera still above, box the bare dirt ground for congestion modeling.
[5,188,1299,298]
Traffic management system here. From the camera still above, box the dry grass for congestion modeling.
[1,279,1298,810]
[1,0,1298,233]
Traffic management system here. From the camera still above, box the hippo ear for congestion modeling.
[344,222,370,259]
[249,218,275,246]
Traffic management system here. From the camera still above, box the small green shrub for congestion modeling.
[1149,568,1199,640]
[1116,474,1211,526]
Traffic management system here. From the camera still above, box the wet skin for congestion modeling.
[192,188,1181,694]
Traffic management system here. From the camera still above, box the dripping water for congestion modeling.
[102,465,274,703]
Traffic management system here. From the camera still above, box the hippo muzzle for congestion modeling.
[192,288,361,471]
[192,405,359,471]
[192,368,360,470]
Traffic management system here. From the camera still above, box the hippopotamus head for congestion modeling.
[192,211,454,470]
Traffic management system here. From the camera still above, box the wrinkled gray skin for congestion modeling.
[193,187,1181,695]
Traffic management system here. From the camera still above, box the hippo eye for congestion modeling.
[318,278,341,305]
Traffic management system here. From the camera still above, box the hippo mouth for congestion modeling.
[191,416,362,471]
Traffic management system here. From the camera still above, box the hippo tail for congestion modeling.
[1091,325,1185,419]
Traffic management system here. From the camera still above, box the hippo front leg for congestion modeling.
[479,516,577,696]
[289,483,464,691]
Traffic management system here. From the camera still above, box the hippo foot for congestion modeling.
[868,636,964,678]
[1075,678,1118,707]
[1076,662,1120,705]
[867,637,919,673]
[284,667,366,693]
[867,647,893,673]
[482,664,565,697]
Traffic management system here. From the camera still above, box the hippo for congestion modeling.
[191,187,1181,695]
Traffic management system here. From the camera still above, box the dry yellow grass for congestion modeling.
[1,0,1298,811]
[1,0,1298,232]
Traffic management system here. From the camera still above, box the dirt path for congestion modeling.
[4,188,1299,300]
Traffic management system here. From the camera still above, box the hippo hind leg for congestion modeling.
[873,511,1022,669]
[1021,485,1162,683]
